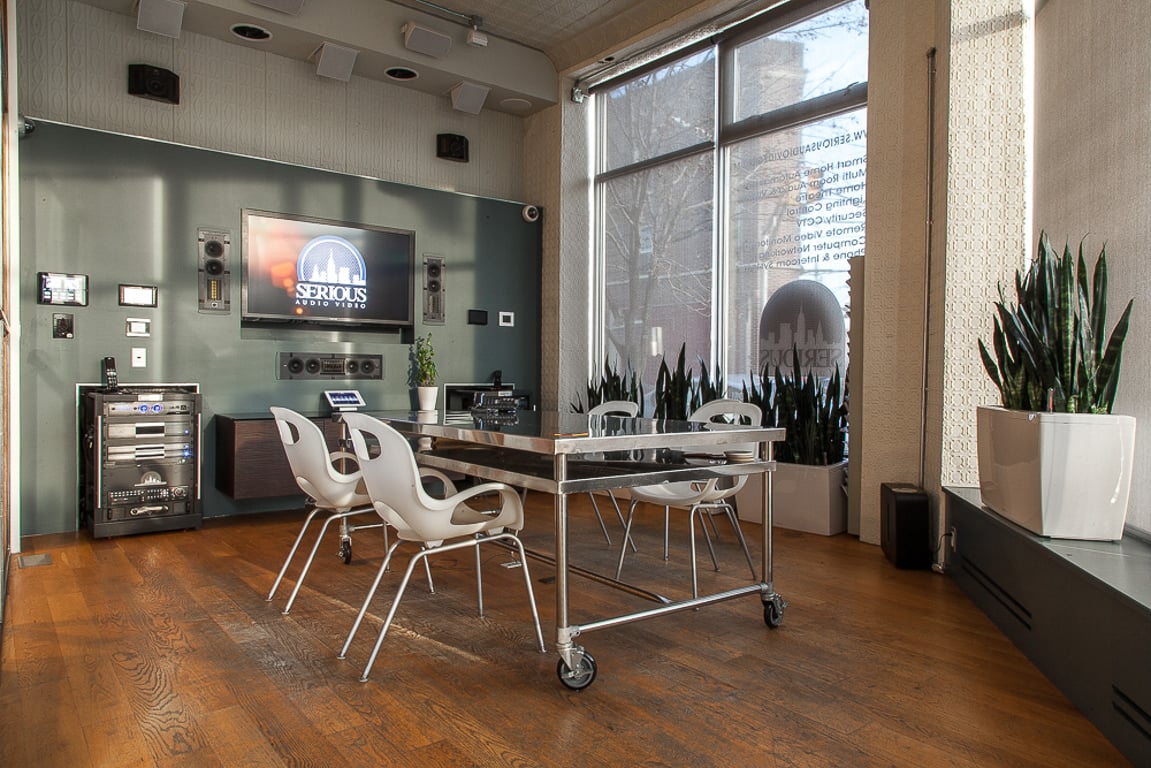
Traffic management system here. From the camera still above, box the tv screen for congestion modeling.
[241,208,415,328]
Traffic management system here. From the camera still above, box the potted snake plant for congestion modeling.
[736,344,848,535]
[976,231,1136,539]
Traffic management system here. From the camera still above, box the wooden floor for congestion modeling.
[0,495,1130,767]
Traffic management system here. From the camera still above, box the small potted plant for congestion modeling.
[976,231,1135,539]
[413,333,438,411]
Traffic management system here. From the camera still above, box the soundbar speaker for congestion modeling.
[197,228,230,313]
[277,352,383,380]
[880,483,932,569]
[423,254,445,323]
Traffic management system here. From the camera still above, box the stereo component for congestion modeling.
[277,352,384,380]
[80,386,201,538]
[197,228,231,313]
[423,254,445,324]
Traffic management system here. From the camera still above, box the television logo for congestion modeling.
[294,236,368,309]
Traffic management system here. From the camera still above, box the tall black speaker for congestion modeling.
[423,254,445,323]
[880,482,932,569]
[197,228,231,313]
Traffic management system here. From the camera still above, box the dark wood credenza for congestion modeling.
[215,414,342,499]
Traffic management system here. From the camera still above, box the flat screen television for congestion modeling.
[241,208,415,329]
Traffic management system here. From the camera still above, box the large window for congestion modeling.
[593,0,868,397]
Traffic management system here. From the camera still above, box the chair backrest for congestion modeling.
[588,400,640,417]
[270,406,364,511]
[339,411,436,536]
[689,399,762,464]
[689,398,761,426]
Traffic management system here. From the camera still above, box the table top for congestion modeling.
[369,409,785,457]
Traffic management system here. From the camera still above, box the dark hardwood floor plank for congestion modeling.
[0,501,1132,768]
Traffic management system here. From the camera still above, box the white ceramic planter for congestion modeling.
[417,385,438,412]
[976,405,1136,540]
[735,460,847,536]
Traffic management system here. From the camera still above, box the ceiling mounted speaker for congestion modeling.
[136,0,185,38]
[313,42,358,81]
[450,81,490,114]
[403,22,452,58]
[247,0,305,13]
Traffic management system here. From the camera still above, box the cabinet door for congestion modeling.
[216,416,341,499]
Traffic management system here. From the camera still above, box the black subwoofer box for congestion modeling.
[881,482,932,569]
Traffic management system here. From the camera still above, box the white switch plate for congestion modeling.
[131,347,146,367]
[498,311,515,327]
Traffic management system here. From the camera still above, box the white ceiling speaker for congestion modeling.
[313,42,359,81]
[403,22,452,58]
[450,81,490,114]
[247,0,306,13]
[136,0,185,38]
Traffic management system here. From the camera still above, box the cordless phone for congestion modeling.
[101,356,119,389]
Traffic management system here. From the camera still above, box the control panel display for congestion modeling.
[324,390,366,411]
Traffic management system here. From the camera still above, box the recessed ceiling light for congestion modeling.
[231,23,272,41]
[499,97,532,112]
[385,67,419,81]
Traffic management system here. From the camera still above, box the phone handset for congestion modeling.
[102,356,119,389]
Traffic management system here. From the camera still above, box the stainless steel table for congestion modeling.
[369,409,786,689]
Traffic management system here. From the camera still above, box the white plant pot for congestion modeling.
[976,405,1136,540]
[735,460,847,536]
[417,385,438,412]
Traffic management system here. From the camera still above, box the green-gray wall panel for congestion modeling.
[19,122,541,535]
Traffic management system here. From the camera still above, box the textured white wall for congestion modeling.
[1033,1,1151,535]
[854,0,936,545]
[17,0,526,202]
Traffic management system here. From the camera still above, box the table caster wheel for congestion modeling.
[764,596,785,628]
[557,651,597,690]
[338,538,352,565]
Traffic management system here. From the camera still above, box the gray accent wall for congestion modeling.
[19,122,541,535]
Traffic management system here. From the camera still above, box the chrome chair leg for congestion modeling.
[586,493,614,544]
[339,539,403,660]
[283,508,367,614]
[267,506,322,601]
[607,491,638,552]
[615,500,640,581]
[475,538,484,616]
[507,534,546,652]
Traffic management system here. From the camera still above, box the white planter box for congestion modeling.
[976,405,1136,540]
[735,461,847,536]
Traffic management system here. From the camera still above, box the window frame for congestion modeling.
[590,0,868,390]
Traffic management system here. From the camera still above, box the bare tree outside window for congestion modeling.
[594,0,868,398]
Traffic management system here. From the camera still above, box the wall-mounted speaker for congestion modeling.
[197,229,230,313]
[128,64,180,104]
[403,22,452,58]
[449,81,490,114]
[423,254,445,324]
[436,133,469,162]
[277,352,384,380]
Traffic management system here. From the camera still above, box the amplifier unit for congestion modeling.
[277,352,384,380]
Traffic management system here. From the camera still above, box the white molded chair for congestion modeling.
[585,400,641,547]
[337,412,546,682]
[266,406,379,614]
[615,399,760,598]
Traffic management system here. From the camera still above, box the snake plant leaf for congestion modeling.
[981,231,1133,414]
